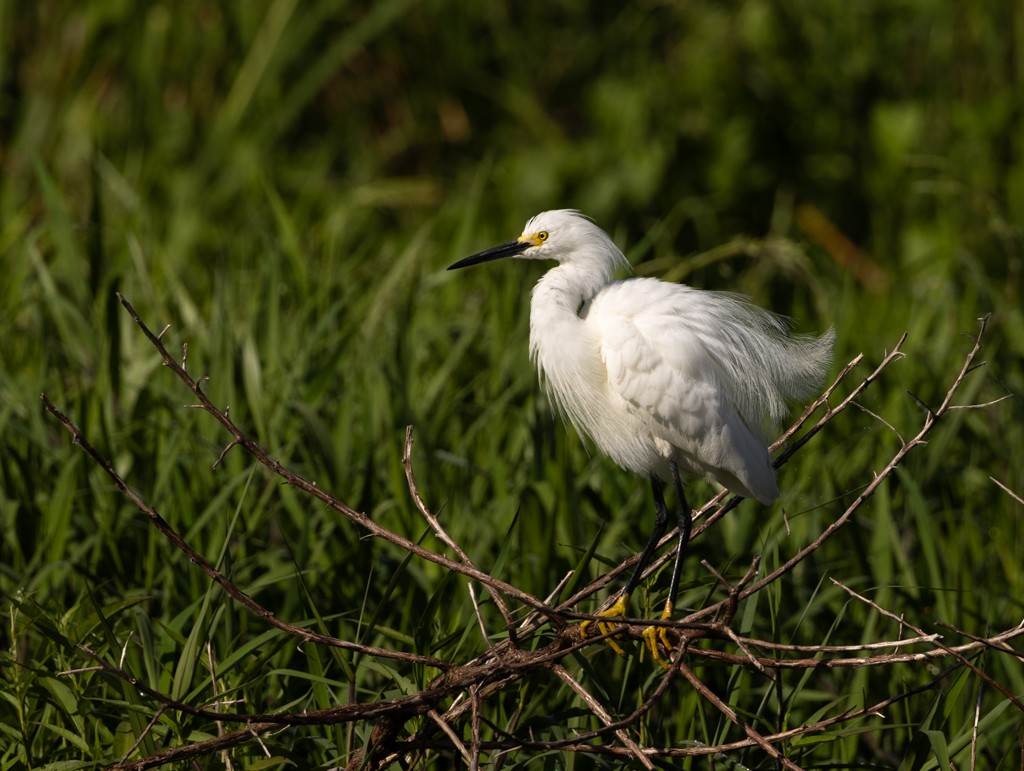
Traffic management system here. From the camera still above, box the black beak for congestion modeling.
[447,240,530,270]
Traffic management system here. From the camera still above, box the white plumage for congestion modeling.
[449,208,834,664]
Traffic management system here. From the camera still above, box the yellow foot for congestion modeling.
[641,605,675,669]
[580,594,631,656]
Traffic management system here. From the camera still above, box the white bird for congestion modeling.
[448,209,834,666]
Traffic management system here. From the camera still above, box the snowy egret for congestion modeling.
[448,210,834,666]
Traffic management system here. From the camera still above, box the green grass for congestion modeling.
[2,1,1023,768]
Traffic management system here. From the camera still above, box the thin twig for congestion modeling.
[404,426,517,638]
[935,619,1024,660]
[428,710,473,765]
[552,664,654,770]
[467,583,492,649]
[518,571,574,632]
[674,660,806,770]
[117,706,167,767]
[990,475,1024,506]
[851,400,906,445]
[970,654,984,771]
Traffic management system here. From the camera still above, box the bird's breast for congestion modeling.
[530,307,664,477]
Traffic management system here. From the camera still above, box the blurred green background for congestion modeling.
[2,1,1023,768]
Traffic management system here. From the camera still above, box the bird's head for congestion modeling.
[448,210,629,273]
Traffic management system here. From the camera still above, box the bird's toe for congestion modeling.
[580,594,631,656]
[641,624,675,669]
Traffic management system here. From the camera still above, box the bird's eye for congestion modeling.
[537,231,548,242]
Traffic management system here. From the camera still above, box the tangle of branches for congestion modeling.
[40,297,1020,770]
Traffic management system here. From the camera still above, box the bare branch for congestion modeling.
[990,475,1024,506]
[467,583,492,649]
[111,292,557,621]
[946,394,1012,410]
[404,425,517,637]
[428,709,473,765]
[552,664,654,770]
[404,426,474,565]
[851,399,906,445]
[674,660,807,770]
[212,439,240,470]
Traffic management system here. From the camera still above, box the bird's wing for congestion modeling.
[590,282,778,502]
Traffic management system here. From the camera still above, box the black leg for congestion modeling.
[622,477,670,598]
[664,459,692,612]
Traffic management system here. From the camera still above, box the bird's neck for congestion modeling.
[533,261,610,312]
[530,263,594,320]
[528,262,608,369]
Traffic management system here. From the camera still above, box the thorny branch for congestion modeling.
[40,304,1021,770]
